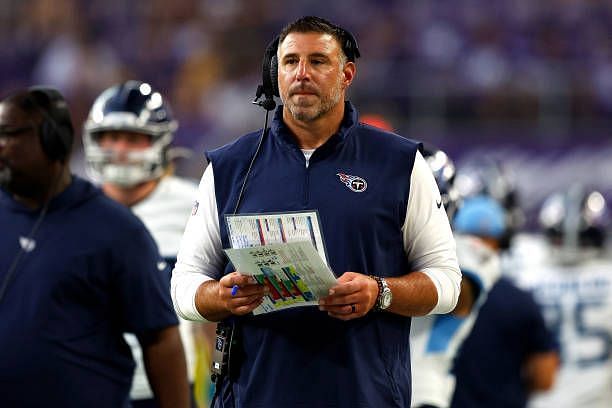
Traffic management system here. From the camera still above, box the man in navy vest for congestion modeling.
[172,16,461,407]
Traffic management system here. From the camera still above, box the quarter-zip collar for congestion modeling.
[270,101,360,163]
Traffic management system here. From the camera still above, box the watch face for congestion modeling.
[381,289,392,309]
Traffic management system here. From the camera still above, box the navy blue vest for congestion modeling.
[207,103,420,407]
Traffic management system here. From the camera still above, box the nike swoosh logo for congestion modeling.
[436,200,443,209]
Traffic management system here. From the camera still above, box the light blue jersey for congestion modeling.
[410,234,500,408]
[514,239,612,408]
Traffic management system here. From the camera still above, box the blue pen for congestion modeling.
[231,285,239,296]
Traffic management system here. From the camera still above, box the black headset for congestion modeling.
[253,26,361,111]
[0,87,74,303]
[26,86,74,162]
[238,23,361,214]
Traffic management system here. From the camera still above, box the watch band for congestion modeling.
[369,275,385,311]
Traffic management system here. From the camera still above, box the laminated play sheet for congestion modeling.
[225,211,335,314]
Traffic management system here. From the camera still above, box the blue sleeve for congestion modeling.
[112,222,178,334]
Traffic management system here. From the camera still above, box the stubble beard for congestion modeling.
[285,78,344,123]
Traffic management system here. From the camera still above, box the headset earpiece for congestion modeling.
[339,29,361,62]
[42,123,73,161]
[27,87,74,162]
[268,50,279,98]
[253,37,280,111]
[253,24,360,111]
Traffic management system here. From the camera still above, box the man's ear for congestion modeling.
[342,61,356,89]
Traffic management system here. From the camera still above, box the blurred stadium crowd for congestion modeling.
[1,0,611,220]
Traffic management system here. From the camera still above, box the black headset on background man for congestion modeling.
[26,86,74,162]
[0,87,74,304]
[252,25,361,111]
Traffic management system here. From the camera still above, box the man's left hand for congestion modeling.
[318,272,378,320]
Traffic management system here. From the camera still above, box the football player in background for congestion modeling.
[453,157,525,251]
[514,185,612,408]
[410,147,503,408]
[450,160,558,408]
[83,80,212,407]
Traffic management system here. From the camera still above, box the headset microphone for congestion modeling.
[252,36,280,113]
[252,85,276,111]
[238,35,281,212]
[253,23,360,113]
[242,22,361,213]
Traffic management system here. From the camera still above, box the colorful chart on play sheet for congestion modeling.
[225,241,337,315]
[225,210,328,264]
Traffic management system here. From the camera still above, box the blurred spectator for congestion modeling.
[2,0,612,158]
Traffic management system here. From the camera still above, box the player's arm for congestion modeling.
[452,278,477,317]
[171,164,267,322]
[140,326,190,408]
[520,286,560,393]
[117,218,191,407]
[320,151,461,319]
[523,351,559,392]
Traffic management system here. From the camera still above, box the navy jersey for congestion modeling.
[0,177,178,407]
[450,277,557,408]
[127,176,200,400]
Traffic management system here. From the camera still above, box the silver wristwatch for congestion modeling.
[371,276,392,311]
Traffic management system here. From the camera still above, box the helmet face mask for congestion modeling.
[539,186,608,258]
[85,132,173,186]
[83,81,177,187]
[454,158,524,249]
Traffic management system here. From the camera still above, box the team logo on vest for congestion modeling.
[191,200,199,216]
[337,172,368,192]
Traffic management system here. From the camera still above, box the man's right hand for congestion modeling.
[219,272,268,315]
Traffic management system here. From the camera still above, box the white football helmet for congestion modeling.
[83,80,177,186]
[539,185,608,250]
[422,144,462,222]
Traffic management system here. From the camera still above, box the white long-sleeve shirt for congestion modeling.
[171,151,460,321]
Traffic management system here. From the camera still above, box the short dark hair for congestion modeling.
[3,89,72,131]
[2,90,45,119]
[278,16,360,63]
[1,88,74,161]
